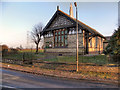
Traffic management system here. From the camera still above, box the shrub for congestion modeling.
[10,48,18,54]
[2,49,8,57]
[109,55,120,63]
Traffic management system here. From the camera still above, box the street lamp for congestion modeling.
[74,2,79,72]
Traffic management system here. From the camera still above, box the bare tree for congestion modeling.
[31,23,43,54]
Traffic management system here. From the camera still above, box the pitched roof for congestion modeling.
[43,9,105,38]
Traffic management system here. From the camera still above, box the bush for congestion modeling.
[2,49,8,57]
[10,48,18,54]
[22,52,33,65]
[109,55,120,63]
[104,27,120,55]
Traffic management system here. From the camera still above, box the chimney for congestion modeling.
[69,3,73,18]
[57,6,59,10]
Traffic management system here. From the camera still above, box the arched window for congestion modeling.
[69,30,72,34]
[79,29,82,34]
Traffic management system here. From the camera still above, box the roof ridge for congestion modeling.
[58,9,104,38]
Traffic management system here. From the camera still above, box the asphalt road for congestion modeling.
[1,68,119,89]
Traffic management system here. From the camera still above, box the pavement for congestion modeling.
[1,68,119,89]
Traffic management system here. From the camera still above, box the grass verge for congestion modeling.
[1,62,119,85]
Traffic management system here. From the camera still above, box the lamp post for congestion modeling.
[74,2,79,72]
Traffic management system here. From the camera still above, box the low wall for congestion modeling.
[45,48,84,55]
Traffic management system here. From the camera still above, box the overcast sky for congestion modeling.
[0,1,119,48]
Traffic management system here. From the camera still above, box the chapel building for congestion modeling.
[42,4,105,55]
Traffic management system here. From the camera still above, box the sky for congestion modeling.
[118,1,120,26]
[0,1,119,48]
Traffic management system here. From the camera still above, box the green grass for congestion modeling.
[3,53,23,60]
[80,55,107,65]
[3,51,116,65]
[45,56,76,63]
[44,55,117,65]
[44,55,108,65]
[2,52,43,60]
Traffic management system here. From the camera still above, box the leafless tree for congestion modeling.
[31,23,43,54]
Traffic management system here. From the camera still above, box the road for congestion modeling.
[1,68,119,89]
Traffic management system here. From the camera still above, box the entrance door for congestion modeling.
[85,32,89,54]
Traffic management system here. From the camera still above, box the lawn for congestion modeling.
[2,51,116,65]
[44,55,108,65]
[2,52,36,60]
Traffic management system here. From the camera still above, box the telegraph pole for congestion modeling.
[74,2,79,72]
[27,31,29,49]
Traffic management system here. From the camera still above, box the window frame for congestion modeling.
[101,38,103,48]
[95,37,98,48]
[90,38,92,48]
[54,29,68,48]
